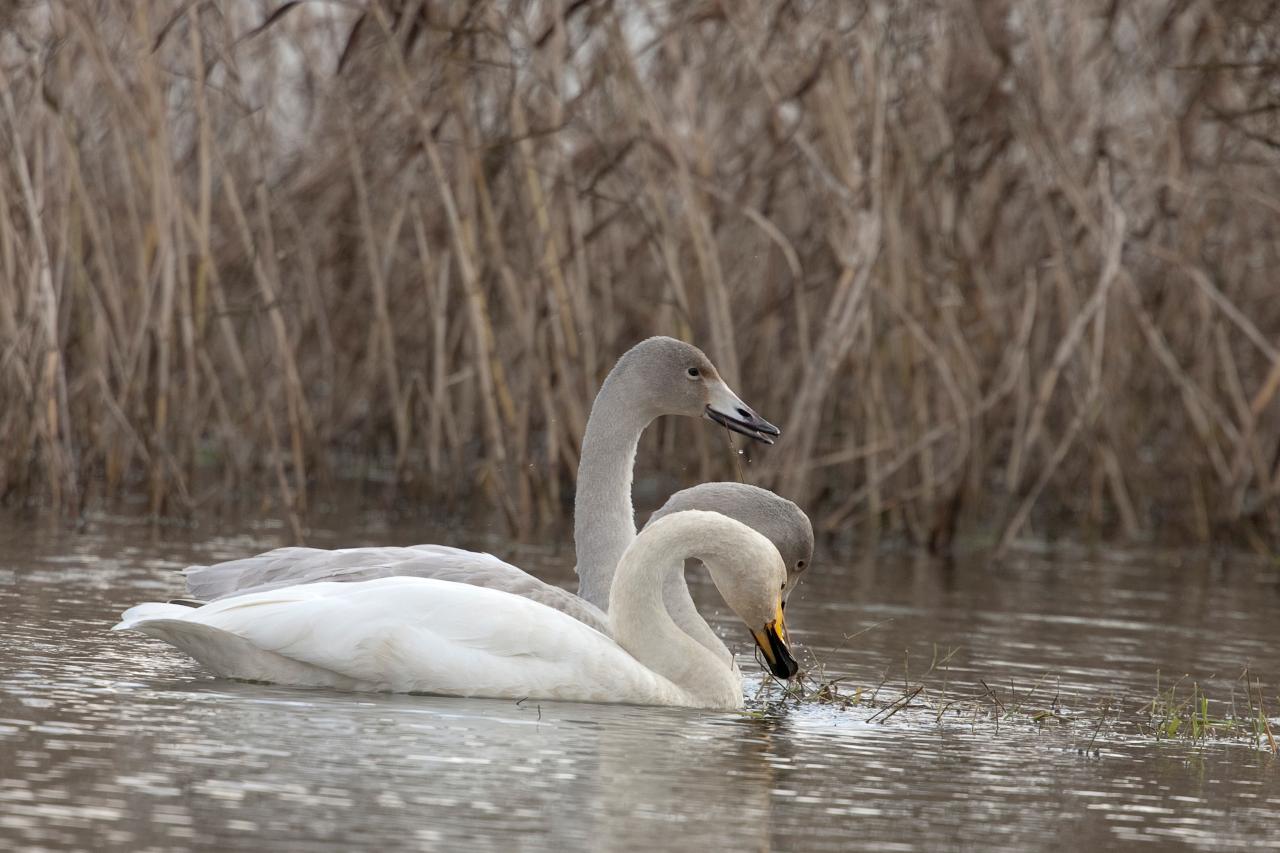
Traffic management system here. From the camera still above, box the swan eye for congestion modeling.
[796,560,806,571]
[686,367,700,378]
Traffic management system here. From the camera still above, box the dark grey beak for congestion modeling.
[706,405,781,445]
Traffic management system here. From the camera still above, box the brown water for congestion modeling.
[1,513,1277,851]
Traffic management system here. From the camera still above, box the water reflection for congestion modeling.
[0,516,1276,851]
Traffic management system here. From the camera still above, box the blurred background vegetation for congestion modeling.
[0,1,1277,552]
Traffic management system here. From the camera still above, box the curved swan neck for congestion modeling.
[574,369,655,610]
[608,515,744,708]
[661,561,734,665]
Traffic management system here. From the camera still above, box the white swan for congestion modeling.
[115,511,800,710]
[180,338,810,654]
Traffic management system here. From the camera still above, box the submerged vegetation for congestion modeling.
[755,647,1280,753]
[1,2,1278,549]
[1138,670,1278,751]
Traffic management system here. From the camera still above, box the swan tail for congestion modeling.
[114,601,191,630]
[114,603,366,690]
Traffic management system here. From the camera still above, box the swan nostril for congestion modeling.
[736,407,753,420]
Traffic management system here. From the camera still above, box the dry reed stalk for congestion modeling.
[993,199,1126,555]
[346,123,410,471]
[511,100,579,364]
[219,165,309,514]
[374,12,516,524]
[0,1,1276,550]
[0,69,73,509]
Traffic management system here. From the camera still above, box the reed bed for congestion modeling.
[1,1,1277,549]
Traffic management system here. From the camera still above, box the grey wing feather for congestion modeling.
[182,544,611,635]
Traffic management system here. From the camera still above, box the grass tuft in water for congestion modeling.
[751,648,1279,754]
[1137,669,1278,751]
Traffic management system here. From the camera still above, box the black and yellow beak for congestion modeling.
[750,603,799,679]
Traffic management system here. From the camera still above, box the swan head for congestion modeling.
[614,337,780,444]
[659,510,800,680]
[648,483,814,598]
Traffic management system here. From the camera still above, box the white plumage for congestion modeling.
[183,545,610,634]
[116,511,797,710]
[119,578,670,702]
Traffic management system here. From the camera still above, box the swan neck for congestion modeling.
[574,372,653,609]
[608,518,741,708]
[662,560,734,665]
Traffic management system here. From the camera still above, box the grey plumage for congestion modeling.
[184,544,610,634]
[648,482,814,591]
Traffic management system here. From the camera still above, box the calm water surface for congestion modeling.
[1,513,1277,851]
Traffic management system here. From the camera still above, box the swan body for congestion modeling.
[117,578,677,703]
[180,338,808,661]
[180,484,812,650]
[117,512,797,710]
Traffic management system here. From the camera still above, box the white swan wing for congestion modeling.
[118,578,685,706]
[182,545,610,635]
